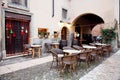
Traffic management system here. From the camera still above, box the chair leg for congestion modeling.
[50,61,54,69]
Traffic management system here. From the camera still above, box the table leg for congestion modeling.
[38,48,40,58]
[32,48,34,58]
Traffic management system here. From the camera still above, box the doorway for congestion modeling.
[5,19,30,56]
[61,27,67,40]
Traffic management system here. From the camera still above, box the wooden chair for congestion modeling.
[45,43,52,53]
[59,40,67,49]
[77,50,91,69]
[61,54,78,75]
[90,48,99,62]
[102,44,111,57]
[97,47,104,59]
[50,48,66,71]
[23,44,32,55]
[72,39,83,50]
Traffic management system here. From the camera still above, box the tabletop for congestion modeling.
[63,49,82,55]
[95,43,106,46]
[82,45,96,49]
[51,42,59,45]
[31,44,42,47]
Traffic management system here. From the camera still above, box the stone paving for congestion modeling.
[80,50,120,80]
[0,50,119,80]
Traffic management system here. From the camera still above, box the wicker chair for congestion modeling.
[45,43,52,53]
[23,44,32,55]
[102,44,111,56]
[59,40,67,49]
[72,39,83,50]
[90,48,99,62]
[50,48,66,71]
[62,54,78,75]
[77,50,92,69]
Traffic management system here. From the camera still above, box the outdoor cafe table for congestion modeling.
[95,43,106,46]
[63,49,82,55]
[82,45,96,49]
[31,44,42,58]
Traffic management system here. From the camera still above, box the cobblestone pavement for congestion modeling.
[0,50,119,80]
[80,50,120,80]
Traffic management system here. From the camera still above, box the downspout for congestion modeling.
[52,0,54,17]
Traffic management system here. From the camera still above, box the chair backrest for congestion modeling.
[62,54,77,64]
[78,50,91,59]
[72,45,83,50]
[45,43,52,50]
[59,40,67,49]
[103,44,111,52]
[51,48,59,60]
[23,44,31,49]
[72,39,79,45]
[51,48,64,54]
[62,46,74,50]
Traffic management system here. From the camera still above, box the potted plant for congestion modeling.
[38,32,45,38]
[101,27,116,44]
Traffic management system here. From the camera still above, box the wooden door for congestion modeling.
[61,27,67,40]
[5,19,30,55]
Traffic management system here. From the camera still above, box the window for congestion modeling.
[62,8,67,19]
[11,0,28,7]
[11,0,21,5]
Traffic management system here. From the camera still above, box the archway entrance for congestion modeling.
[61,27,67,40]
[73,13,104,44]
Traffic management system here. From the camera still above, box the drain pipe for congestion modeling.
[0,0,3,62]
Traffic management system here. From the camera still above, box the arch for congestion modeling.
[72,13,104,26]
[72,13,104,44]
[61,26,68,40]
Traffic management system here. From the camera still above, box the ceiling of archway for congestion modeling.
[73,14,104,28]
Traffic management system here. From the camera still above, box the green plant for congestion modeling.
[101,27,116,43]
[39,32,45,35]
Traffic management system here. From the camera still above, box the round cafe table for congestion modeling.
[82,45,96,49]
[63,49,82,55]
[31,44,42,58]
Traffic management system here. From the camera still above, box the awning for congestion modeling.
[5,12,31,21]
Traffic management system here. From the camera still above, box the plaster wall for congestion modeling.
[114,0,119,23]
[29,0,71,38]
[70,0,115,24]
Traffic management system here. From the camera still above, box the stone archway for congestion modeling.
[72,13,104,44]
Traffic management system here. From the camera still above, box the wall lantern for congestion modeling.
[58,20,71,27]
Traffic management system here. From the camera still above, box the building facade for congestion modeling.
[0,0,119,59]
